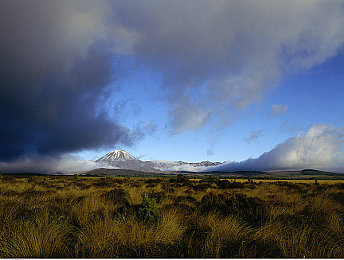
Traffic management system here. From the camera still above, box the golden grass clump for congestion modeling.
[0,208,72,257]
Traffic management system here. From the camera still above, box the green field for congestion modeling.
[1,174,344,257]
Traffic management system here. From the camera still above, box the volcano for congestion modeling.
[96,150,136,163]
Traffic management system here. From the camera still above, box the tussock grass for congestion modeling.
[0,208,72,257]
[0,175,344,257]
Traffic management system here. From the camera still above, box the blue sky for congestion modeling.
[1,0,344,173]
[76,51,344,164]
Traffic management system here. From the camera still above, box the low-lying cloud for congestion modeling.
[211,124,344,172]
[0,154,116,174]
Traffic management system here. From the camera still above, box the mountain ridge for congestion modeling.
[95,149,224,172]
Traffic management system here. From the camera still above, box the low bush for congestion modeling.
[201,193,268,227]
[169,174,190,184]
[138,194,159,223]
[201,176,219,184]
[217,180,245,189]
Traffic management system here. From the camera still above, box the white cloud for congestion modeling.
[271,104,288,116]
[169,99,211,134]
[211,124,344,172]
[113,0,344,132]
[151,160,208,172]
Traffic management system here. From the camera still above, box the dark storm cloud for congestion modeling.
[0,0,135,160]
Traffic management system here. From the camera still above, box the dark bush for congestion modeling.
[169,174,191,184]
[13,207,37,221]
[20,189,53,199]
[2,190,20,196]
[148,191,166,203]
[275,205,327,229]
[273,181,303,191]
[226,194,268,226]
[102,189,132,220]
[200,193,227,213]
[72,196,86,203]
[182,222,212,258]
[144,178,163,184]
[328,192,344,206]
[93,178,114,187]
[102,188,130,205]
[217,180,245,189]
[200,193,268,227]
[162,202,195,214]
[333,183,344,189]
[74,181,89,189]
[200,176,219,184]
[173,195,197,204]
[129,180,142,187]
[192,183,211,191]
[161,183,175,193]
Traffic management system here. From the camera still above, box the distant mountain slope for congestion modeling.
[301,169,339,176]
[95,149,224,172]
[84,168,161,176]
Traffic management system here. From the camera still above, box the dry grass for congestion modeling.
[0,175,344,257]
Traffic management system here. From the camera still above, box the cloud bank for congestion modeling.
[211,124,344,172]
[0,154,115,174]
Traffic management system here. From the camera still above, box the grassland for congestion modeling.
[1,174,344,258]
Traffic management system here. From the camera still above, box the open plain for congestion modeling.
[1,174,344,258]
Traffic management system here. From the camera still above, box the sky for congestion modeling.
[0,0,344,173]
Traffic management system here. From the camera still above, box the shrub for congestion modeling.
[192,183,212,191]
[226,194,268,227]
[200,193,267,227]
[328,192,344,206]
[73,174,80,180]
[201,176,219,184]
[169,174,190,184]
[217,180,245,189]
[148,191,166,203]
[138,194,159,223]
[144,178,162,184]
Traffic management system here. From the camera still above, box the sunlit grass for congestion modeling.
[0,175,344,257]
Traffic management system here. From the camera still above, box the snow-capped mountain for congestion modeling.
[95,149,224,172]
[96,150,136,163]
[96,150,157,171]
